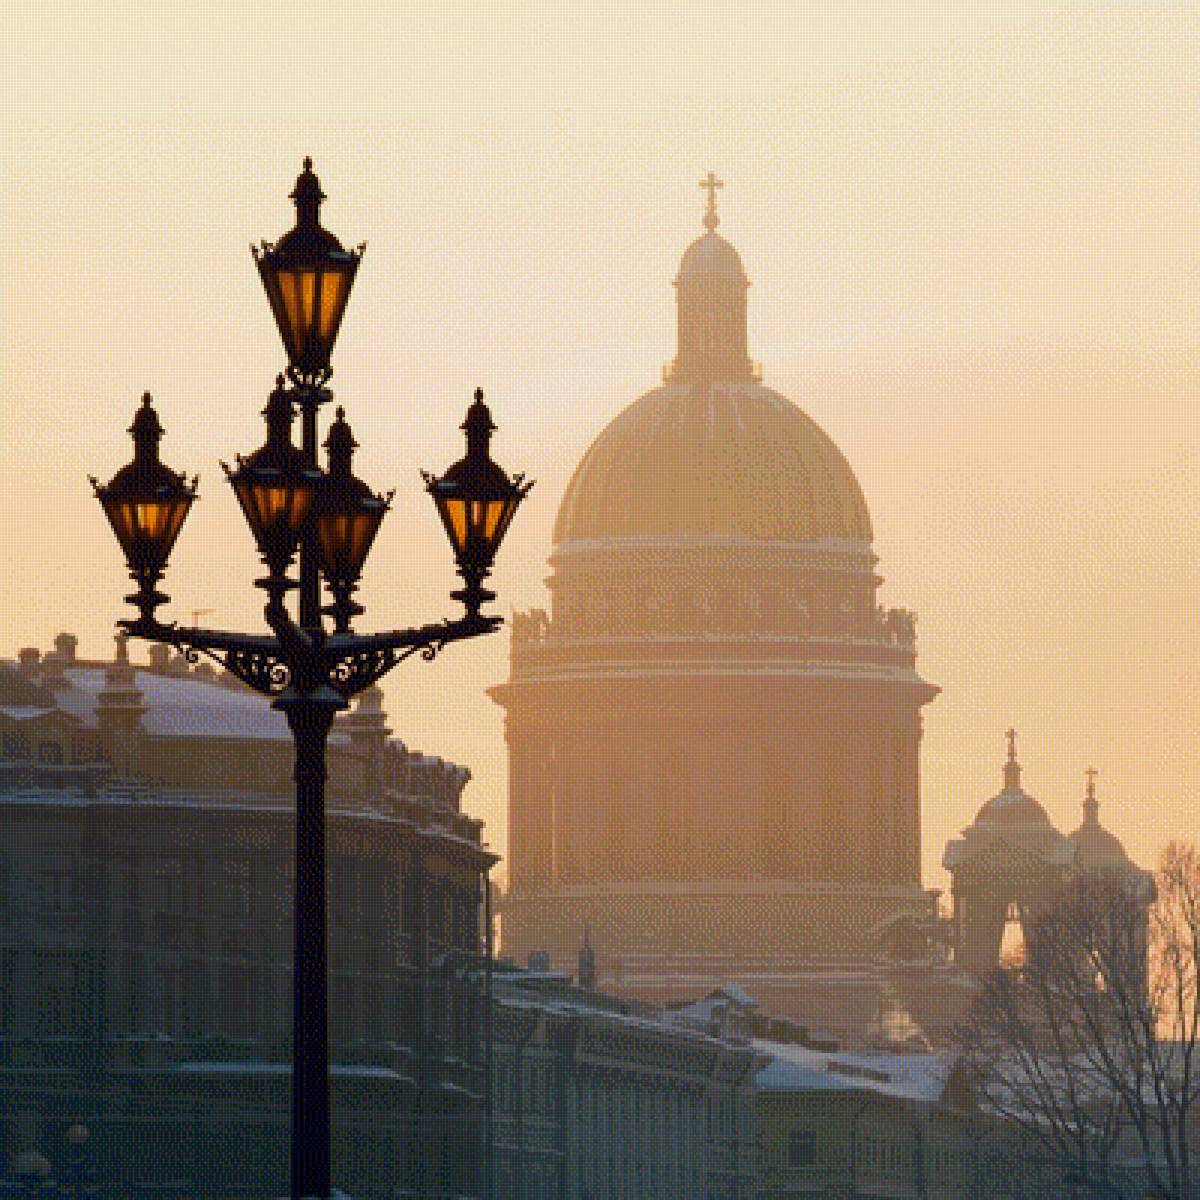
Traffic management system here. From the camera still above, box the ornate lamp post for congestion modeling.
[91,160,531,1200]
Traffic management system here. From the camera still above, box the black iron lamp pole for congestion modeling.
[91,160,531,1200]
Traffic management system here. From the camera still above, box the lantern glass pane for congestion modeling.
[300,271,316,342]
[483,498,506,541]
[319,269,347,342]
[276,272,301,356]
[442,497,469,554]
[104,500,136,550]
[317,507,384,582]
[135,500,169,541]
[317,513,350,567]
[276,269,318,357]
[256,484,293,528]
[490,496,519,550]
[232,475,313,550]
[349,512,375,567]
[104,494,191,572]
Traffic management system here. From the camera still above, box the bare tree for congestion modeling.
[962,843,1199,1200]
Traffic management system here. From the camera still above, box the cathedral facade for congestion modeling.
[491,180,940,1035]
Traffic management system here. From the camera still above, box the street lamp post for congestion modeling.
[90,159,531,1200]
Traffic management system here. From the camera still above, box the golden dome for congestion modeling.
[553,381,873,545]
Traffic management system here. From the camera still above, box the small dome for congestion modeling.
[975,788,1056,829]
[1068,771,1131,870]
[973,732,1057,831]
[943,735,1075,874]
[553,382,873,546]
[676,230,748,283]
[1069,822,1130,870]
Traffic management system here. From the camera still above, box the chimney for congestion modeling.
[147,644,171,674]
[53,633,77,664]
[96,634,144,779]
[17,648,40,674]
[343,686,392,796]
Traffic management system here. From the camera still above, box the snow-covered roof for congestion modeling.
[0,705,61,723]
[667,983,761,1028]
[716,982,758,1008]
[495,973,758,1056]
[755,1038,955,1104]
[51,666,349,745]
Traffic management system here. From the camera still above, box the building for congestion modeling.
[489,958,762,1200]
[753,1034,1066,1200]
[491,178,941,1039]
[0,634,493,1198]
[944,732,1153,975]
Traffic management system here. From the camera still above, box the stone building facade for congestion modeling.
[754,1037,1056,1200]
[491,183,940,1038]
[489,964,762,1200]
[0,635,493,1198]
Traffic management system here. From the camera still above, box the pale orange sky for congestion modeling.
[2,2,1198,891]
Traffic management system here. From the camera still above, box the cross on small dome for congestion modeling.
[700,170,723,231]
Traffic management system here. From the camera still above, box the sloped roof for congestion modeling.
[755,1037,956,1104]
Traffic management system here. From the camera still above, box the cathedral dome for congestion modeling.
[555,175,871,548]
[552,381,873,546]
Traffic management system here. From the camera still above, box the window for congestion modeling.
[219,856,251,920]
[37,740,63,765]
[787,1127,816,1168]
[36,954,76,1036]
[151,963,179,1036]
[40,856,76,912]
[219,934,252,1036]
[148,858,184,916]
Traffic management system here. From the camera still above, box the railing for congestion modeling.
[512,603,918,661]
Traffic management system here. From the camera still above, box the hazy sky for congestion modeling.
[2,2,1198,891]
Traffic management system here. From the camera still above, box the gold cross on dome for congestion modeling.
[1085,766,1098,796]
[700,171,723,229]
[1006,728,1017,761]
